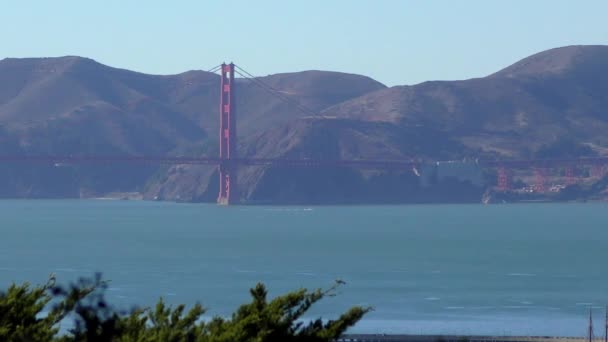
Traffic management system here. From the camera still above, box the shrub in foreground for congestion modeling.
[0,274,370,342]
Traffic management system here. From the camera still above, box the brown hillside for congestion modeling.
[0,56,385,198]
[2,46,608,203]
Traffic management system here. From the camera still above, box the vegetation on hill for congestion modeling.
[0,274,369,342]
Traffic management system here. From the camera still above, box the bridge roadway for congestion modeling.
[1,155,608,169]
[337,335,598,342]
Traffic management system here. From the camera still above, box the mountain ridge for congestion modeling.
[1,45,607,203]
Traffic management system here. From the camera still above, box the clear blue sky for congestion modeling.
[1,0,607,86]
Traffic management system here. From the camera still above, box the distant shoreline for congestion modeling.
[338,335,598,342]
[1,197,607,206]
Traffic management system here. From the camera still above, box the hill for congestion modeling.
[0,56,385,198]
[147,45,608,203]
[324,45,608,158]
[2,46,608,203]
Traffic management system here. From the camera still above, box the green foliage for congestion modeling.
[202,281,370,342]
[0,280,55,341]
[0,275,370,342]
[0,274,93,342]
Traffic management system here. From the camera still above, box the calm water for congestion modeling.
[1,200,607,336]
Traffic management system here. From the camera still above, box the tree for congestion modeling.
[0,274,94,342]
[199,281,369,342]
[0,275,371,342]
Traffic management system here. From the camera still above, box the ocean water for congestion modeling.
[1,200,607,336]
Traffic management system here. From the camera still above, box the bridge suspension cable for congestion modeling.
[205,64,223,73]
[232,65,321,118]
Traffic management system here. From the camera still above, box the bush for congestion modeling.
[0,274,370,342]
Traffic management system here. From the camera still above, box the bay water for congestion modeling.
[1,200,607,336]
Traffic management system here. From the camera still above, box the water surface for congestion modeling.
[1,200,606,336]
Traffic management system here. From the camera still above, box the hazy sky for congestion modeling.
[1,0,607,86]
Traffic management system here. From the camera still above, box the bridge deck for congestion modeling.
[1,155,608,169]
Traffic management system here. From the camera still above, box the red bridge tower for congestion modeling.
[218,63,237,205]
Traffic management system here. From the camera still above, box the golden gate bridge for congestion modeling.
[1,63,607,204]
